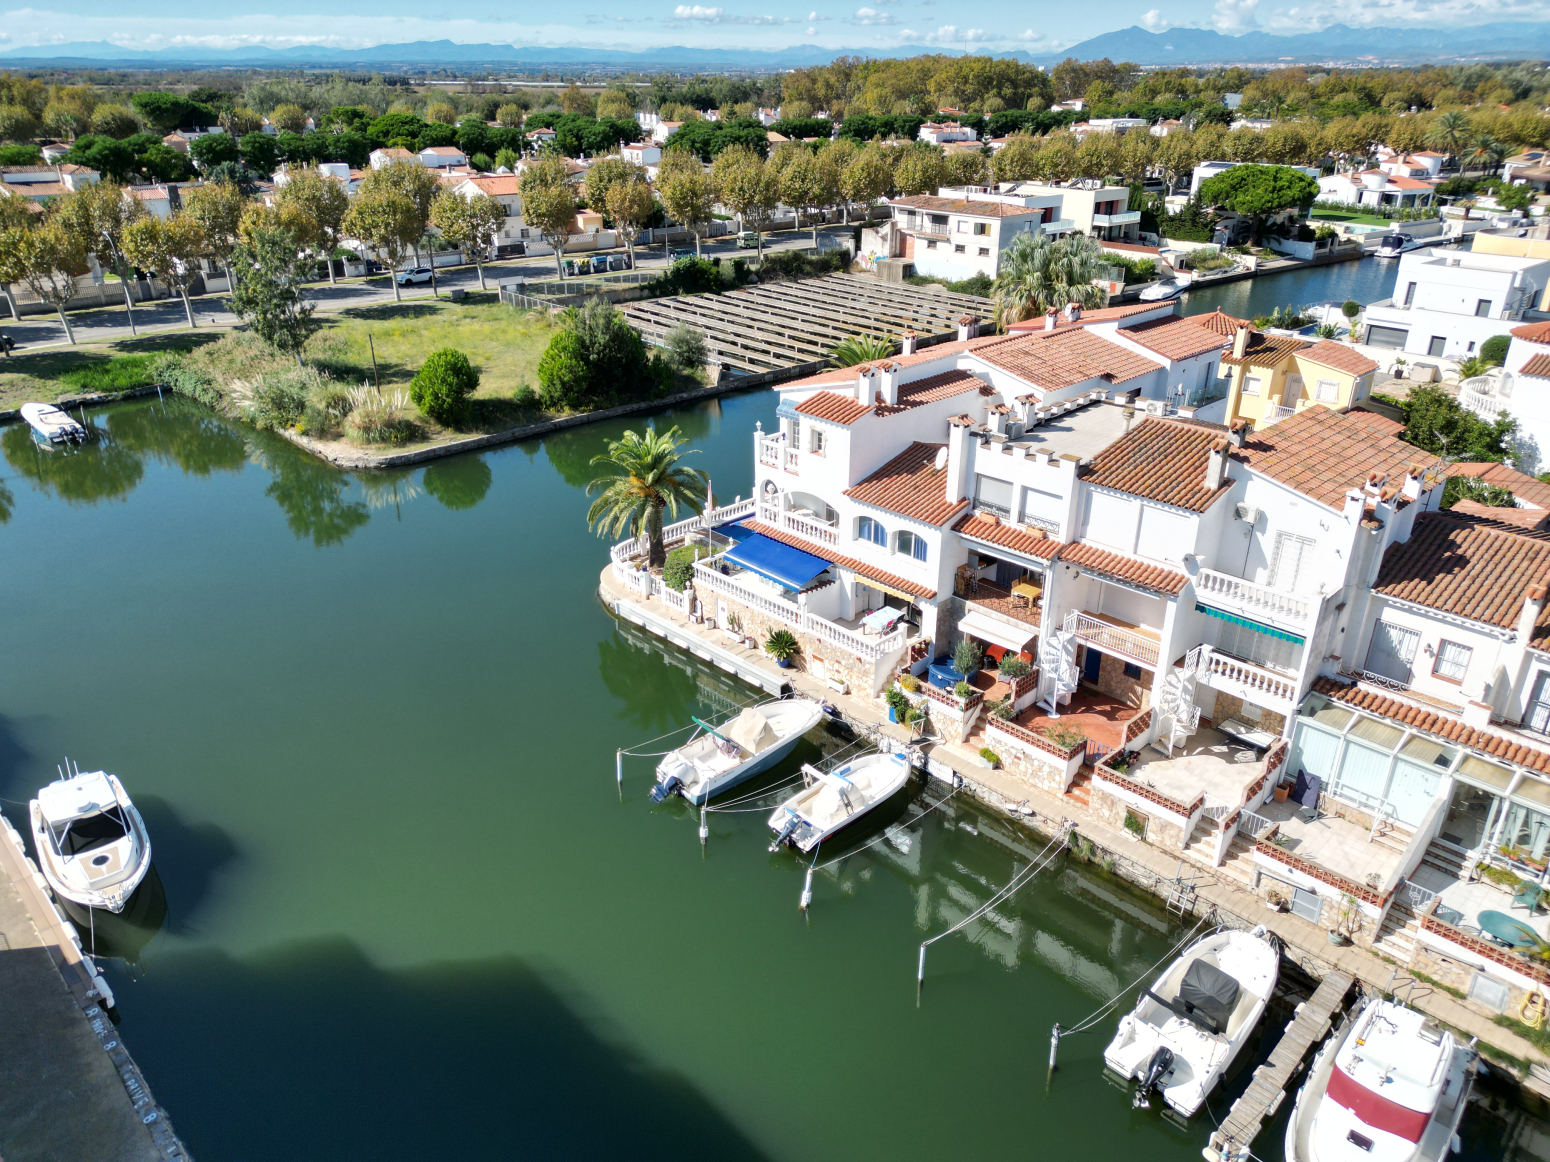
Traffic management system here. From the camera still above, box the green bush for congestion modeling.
[57,354,161,394]
[645,256,722,297]
[979,747,1001,765]
[409,347,480,426]
[997,656,1031,679]
[1123,810,1146,837]
[247,371,310,430]
[662,543,712,591]
[832,334,895,367]
[149,354,222,409]
[1481,335,1511,366]
[764,628,800,661]
[513,385,540,409]
[537,298,654,410]
[953,638,983,676]
[952,680,976,700]
[536,330,590,408]
[904,271,993,297]
[755,248,849,283]
[1042,722,1087,750]
[664,324,708,372]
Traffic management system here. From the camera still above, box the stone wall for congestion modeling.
[1089,784,1189,851]
[1083,646,1151,710]
[987,719,1082,795]
[917,683,982,745]
[698,585,876,696]
[1410,941,1538,1019]
[1212,691,1287,737]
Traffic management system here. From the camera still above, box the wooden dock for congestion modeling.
[1204,969,1354,1162]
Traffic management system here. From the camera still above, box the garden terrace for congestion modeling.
[622,275,993,379]
[1410,865,1550,946]
[1122,727,1270,810]
[1254,795,1408,899]
[1014,690,1138,760]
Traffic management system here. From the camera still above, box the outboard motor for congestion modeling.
[769,815,801,852]
[648,775,683,804]
[1133,1046,1174,1110]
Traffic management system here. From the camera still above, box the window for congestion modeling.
[1315,378,1339,402]
[1241,375,1261,396]
[896,530,928,562]
[1475,299,1493,318]
[956,220,968,233]
[1290,886,1322,923]
[973,474,1013,517]
[857,516,886,546]
[1468,973,1510,1013]
[977,247,990,257]
[809,427,826,456]
[1365,325,1410,349]
[1528,671,1550,735]
[929,214,948,228]
[973,222,990,236]
[1364,620,1420,685]
[1402,282,1417,307]
[1123,661,1143,679]
[926,240,938,250]
[1268,531,1316,593]
[1433,639,1471,683]
[1215,618,1301,672]
[954,244,965,254]
[1428,336,1446,357]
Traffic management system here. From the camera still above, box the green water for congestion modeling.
[0,396,1534,1161]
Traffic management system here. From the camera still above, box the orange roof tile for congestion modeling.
[1511,320,1550,344]
[844,441,966,527]
[795,390,872,425]
[976,327,1163,391]
[1004,301,1157,333]
[1373,512,1550,630]
[1449,500,1550,530]
[778,333,1004,390]
[1190,307,1252,337]
[1233,405,1439,509]
[1298,340,1378,377]
[1448,461,1550,510]
[740,519,935,598]
[1344,405,1405,436]
[1120,316,1229,363]
[1085,418,1232,512]
[1222,331,1308,367]
[874,369,985,416]
[952,511,1062,561]
[888,194,1036,218]
[1521,353,1550,379]
[1059,542,1188,596]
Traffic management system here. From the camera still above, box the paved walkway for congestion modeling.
[598,565,1550,1078]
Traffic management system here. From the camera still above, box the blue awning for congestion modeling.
[725,532,831,591]
[1195,603,1306,645]
[713,519,756,543]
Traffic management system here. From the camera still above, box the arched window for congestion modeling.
[857,516,886,546]
[897,530,928,562]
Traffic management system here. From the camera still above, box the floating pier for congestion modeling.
[1204,969,1355,1162]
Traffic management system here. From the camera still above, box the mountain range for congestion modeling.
[2,23,1549,69]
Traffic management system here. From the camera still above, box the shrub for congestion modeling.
[536,329,591,408]
[953,638,983,676]
[764,628,800,661]
[885,686,911,715]
[952,680,976,700]
[247,371,310,431]
[1481,335,1511,366]
[345,386,417,445]
[1341,300,1361,321]
[987,695,1014,721]
[1313,323,1339,339]
[513,385,540,409]
[897,673,922,693]
[149,354,223,408]
[755,248,848,283]
[997,655,1031,679]
[979,747,1000,765]
[663,324,708,372]
[646,257,722,297]
[410,347,480,426]
[662,543,712,591]
[1123,809,1146,837]
[1042,722,1087,750]
[832,334,895,367]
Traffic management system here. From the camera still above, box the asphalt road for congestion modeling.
[0,225,850,357]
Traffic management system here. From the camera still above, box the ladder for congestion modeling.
[1165,865,1199,916]
[1038,627,1079,716]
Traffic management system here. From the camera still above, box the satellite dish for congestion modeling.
[934,447,949,471]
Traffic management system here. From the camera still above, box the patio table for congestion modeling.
[1012,581,1043,607]
[859,607,902,634]
[1478,910,1540,949]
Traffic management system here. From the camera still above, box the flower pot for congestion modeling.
[1274,785,1290,803]
[1327,932,1351,947]
[888,706,901,723]
[776,656,791,669]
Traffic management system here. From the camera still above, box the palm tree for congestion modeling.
[991,231,1108,329]
[832,334,895,366]
[1427,110,1471,171]
[1467,134,1506,176]
[587,426,708,568]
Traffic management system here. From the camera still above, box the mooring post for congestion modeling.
[917,945,927,991]
[1048,1023,1060,1072]
[799,868,813,910]
[699,805,709,846]
[616,749,623,791]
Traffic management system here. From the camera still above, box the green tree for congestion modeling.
[122,213,207,329]
[712,145,778,261]
[777,147,839,246]
[10,219,87,343]
[657,149,715,257]
[190,132,240,171]
[276,168,350,284]
[53,180,148,336]
[181,181,249,287]
[429,188,506,290]
[89,105,140,139]
[892,142,947,196]
[991,231,1108,328]
[840,143,893,223]
[363,159,440,267]
[0,104,39,142]
[1196,163,1319,243]
[603,177,656,269]
[1481,335,1512,366]
[583,154,642,216]
[1443,473,1514,510]
[1427,110,1472,170]
[409,347,480,425]
[240,131,281,176]
[342,182,420,300]
[1395,384,1517,462]
[228,225,321,365]
[585,425,708,568]
[130,92,194,134]
[269,103,309,134]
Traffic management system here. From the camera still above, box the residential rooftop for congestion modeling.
[1233,405,1439,510]
[1084,417,1232,513]
[844,441,967,527]
[1372,513,1550,636]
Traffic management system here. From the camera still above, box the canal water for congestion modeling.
[0,387,1539,1160]
[1180,255,1401,322]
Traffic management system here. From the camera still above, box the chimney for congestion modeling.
[1518,583,1548,644]
[957,314,979,341]
[1402,461,1426,501]
[1203,437,1230,491]
[1044,307,1059,332]
[1227,417,1249,448]
[1343,489,1366,523]
[901,330,918,355]
[945,415,976,504]
[986,403,1009,435]
[1064,301,1082,323]
[1232,325,1251,359]
[1178,404,1198,420]
[1364,470,1387,497]
[855,363,878,406]
[879,361,900,406]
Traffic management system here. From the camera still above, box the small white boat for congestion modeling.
[1103,926,1279,1117]
[29,767,152,914]
[649,699,825,805]
[20,402,87,446]
[767,751,912,852]
[1284,997,1477,1162]
[1376,232,1426,259]
[1140,278,1190,302]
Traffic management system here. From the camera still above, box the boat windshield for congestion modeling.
[53,809,128,856]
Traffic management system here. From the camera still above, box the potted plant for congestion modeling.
[952,680,977,702]
[1265,889,1288,913]
[977,746,1001,769]
[997,656,1032,683]
[764,628,799,669]
[885,686,911,723]
[898,673,922,694]
[1273,779,1291,803]
[1328,894,1363,946]
[902,704,928,739]
[953,638,984,678]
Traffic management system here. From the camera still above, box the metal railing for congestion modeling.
[1064,611,1159,669]
[1368,800,1396,844]
[1402,879,1439,912]
[1195,568,1313,625]
[1019,512,1061,535]
[755,501,839,547]
[608,497,756,567]
[1198,649,1299,707]
[1202,797,1238,823]
[973,498,1012,519]
[1239,809,1276,839]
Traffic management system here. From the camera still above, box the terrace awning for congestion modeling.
[1195,603,1306,645]
[724,533,830,591]
[957,609,1037,653]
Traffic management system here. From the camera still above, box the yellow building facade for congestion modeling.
[1222,327,1380,429]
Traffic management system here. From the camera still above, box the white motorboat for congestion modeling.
[649,699,825,805]
[1376,232,1427,259]
[28,767,152,914]
[1140,277,1190,302]
[1284,997,1477,1162]
[767,751,911,852]
[1103,927,1280,1117]
[20,402,87,446]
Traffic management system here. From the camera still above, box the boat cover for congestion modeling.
[1179,960,1240,1032]
[725,708,778,755]
[724,533,830,591]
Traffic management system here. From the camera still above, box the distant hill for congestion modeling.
[2,24,1548,70]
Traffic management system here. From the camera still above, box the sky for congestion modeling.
[1,0,1548,54]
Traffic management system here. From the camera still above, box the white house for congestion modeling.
[1376,149,1446,181]
[0,163,100,202]
[1362,247,1550,361]
[368,147,416,169]
[1318,170,1436,211]
[1192,160,1321,199]
[447,174,527,256]
[620,143,662,169]
[884,188,1058,280]
[918,121,979,145]
[1456,319,1550,473]
[418,146,468,170]
[1003,181,1141,242]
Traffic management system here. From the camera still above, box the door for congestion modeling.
[1083,647,1103,684]
[1527,672,1550,735]
[1386,760,1443,827]
[1428,336,1446,357]
[1364,621,1420,685]
[1268,531,1316,593]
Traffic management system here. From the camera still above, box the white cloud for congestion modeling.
[1141,9,1169,31]
[852,6,896,23]
[673,5,724,19]
[918,24,987,43]
[1018,29,1041,41]
[1211,0,1258,32]
[807,25,816,33]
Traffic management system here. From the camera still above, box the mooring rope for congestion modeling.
[1057,912,1217,1038]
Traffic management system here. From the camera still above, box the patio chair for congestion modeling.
[1513,880,1546,913]
[1435,904,1465,928]
[1296,773,1324,824]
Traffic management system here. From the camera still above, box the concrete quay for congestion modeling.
[598,564,1550,1084]
[0,814,189,1162]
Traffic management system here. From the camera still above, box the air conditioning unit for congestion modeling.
[1006,419,1026,440]
[1234,503,1262,524]
[1143,399,1167,417]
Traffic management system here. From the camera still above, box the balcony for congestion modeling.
[754,433,800,473]
[1192,647,1299,715]
[1064,610,1159,670]
[1092,211,1142,227]
[964,579,1042,629]
[755,500,839,547]
[1459,373,1512,421]
[1038,218,1077,235]
[1194,567,1315,632]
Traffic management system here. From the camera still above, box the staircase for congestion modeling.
[1064,769,1092,808]
[1038,627,1079,715]
[1156,648,1205,754]
[1182,818,1221,868]
[1420,837,1469,880]
[1216,834,1259,888]
[1372,896,1423,963]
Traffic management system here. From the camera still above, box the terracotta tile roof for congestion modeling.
[1222,331,1308,367]
[1511,320,1550,344]
[1059,542,1188,596]
[1085,418,1232,512]
[1448,461,1550,510]
[1120,316,1229,363]
[1373,512,1550,630]
[888,194,1038,218]
[740,520,936,599]
[875,369,985,416]
[1004,301,1156,333]
[795,390,872,425]
[374,147,413,158]
[1298,340,1378,377]
[1101,241,1164,256]
[844,441,967,527]
[952,511,1062,561]
[1521,353,1550,379]
[1234,405,1438,509]
[1344,405,1405,436]
[462,175,521,195]
[1190,307,1252,338]
[1312,677,1550,775]
[975,327,1163,391]
[1450,499,1550,530]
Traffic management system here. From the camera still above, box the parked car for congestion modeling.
[737,231,760,249]
[395,267,435,286]
[668,248,696,262]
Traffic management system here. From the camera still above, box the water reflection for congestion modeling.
[249,434,370,548]
[60,864,168,968]
[107,399,247,477]
[0,478,12,524]
[422,456,492,511]
[358,469,422,519]
[1,419,144,506]
[542,404,717,489]
[600,620,756,735]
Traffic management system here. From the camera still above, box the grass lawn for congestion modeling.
[0,331,222,414]
[1310,208,1416,227]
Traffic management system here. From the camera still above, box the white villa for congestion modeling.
[1362,247,1550,362]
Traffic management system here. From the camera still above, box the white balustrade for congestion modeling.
[1197,649,1298,708]
[1459,385,1505,420]
[754,501,838,546]
[758,436,784,467]
[783,447,800,473]
[1195,568,1312,625]
[1258,404,1296,428]
[1238,809,1276,839]
[608,498,756,566]
[1064,611,1159,669]
[1402,879,1438,912]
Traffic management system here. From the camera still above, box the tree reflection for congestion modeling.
[106,400,248,477]
[543,406,715,490]
[422,456,492,511]
[1,419,144,506]
[0,478,12,524]
[248,433,370,548]
[598,622,716,735]
[359,469,422,521]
